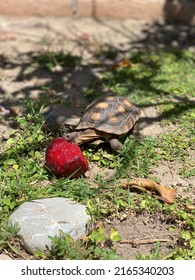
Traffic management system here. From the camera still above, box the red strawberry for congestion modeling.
[45,138,88,178]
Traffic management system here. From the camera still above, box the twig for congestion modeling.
[134,233,178,240]
[120,238,170,245]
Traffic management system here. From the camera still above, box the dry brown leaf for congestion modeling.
[112,59,132,70]
[120,179,176,204]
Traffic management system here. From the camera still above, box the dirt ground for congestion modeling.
[0,16,194,260]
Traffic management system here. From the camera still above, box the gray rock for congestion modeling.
[9,197,90,254]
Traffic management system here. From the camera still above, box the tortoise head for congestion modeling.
[64,131,80,143]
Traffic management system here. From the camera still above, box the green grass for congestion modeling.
[33,51,82,72]
[0,48,194,260]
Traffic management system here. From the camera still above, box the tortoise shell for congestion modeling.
[76,95,140,135]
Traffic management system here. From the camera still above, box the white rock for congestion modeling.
[9,197,90,254]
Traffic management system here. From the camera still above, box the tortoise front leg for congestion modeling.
[109,138,124,152]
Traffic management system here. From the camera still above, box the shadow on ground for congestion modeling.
[0,13,194,127]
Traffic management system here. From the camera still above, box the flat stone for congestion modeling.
[9,197,90,254]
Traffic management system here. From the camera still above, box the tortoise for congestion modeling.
[65,95,141,152]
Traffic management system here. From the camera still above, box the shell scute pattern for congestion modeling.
[76,95,140,135]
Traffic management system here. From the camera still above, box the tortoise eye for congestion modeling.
[65,134,71,140]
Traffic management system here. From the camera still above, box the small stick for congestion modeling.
[120,238,170,245]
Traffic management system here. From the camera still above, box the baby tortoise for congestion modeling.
[66,95,141,152]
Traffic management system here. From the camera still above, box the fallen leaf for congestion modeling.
[120,179,176,204]
[112,59,132,70]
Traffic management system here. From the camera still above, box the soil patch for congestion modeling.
[108,211,180,259]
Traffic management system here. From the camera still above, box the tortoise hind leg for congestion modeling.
[109,138,124,153]
[92,137,124,153]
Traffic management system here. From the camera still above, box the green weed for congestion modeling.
[34,51,81,72]
[0,222,20,252]
[136,242,162,260]
[37,227,121,260]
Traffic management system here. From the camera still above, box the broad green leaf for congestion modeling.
[110,229,122,242]
[5,158,16,165]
